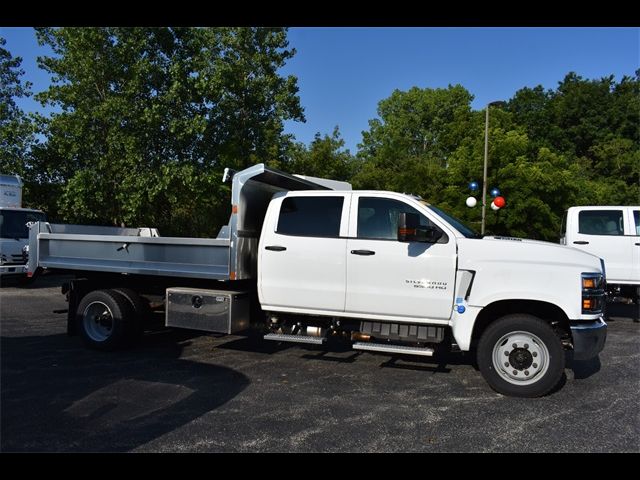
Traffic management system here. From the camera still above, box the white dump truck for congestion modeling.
[27,164,607,397]
[0,174,46,278]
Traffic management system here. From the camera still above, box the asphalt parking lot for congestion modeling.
[1,274,639,452]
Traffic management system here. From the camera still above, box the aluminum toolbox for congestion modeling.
[166,288,250,334]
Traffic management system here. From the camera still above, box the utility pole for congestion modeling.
[481,100,506,235]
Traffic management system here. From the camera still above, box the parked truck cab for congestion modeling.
[1,174,46,278]
[561,205,640,307]
[27,164,607,397]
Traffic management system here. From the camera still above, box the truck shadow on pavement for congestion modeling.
[222,335,465,374]
[0,329,249,452]
[567,355,601,380]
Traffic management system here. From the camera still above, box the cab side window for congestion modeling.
[277,196,344,238]
[578,210,624,236]
[357,197,446,242]
[633,210,639,236]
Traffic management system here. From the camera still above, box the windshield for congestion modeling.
[0,210,46,239]
[422,203,481,239]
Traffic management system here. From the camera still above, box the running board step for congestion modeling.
[264,333,326,345]
[353,342,434,357]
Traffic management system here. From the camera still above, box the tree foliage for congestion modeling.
[0,37,34,186]
[286,126,355,181]
[354,73,639,240]
[3,28,638,243]
[32,27,303,236]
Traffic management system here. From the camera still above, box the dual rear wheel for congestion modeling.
[76,288,151,351]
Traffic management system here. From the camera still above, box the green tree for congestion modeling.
[508,72,640,206]
[35,27,304,236]
[287,126,355,180]
[354,85,474,201]
[356,75,639,241]
[0,36,34,183]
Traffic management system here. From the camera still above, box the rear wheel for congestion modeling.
[477,314,565,397]
[76,289,134,351]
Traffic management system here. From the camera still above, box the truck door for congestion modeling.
[630,209,640,284]
[258,193,350,312]
[572,208,631,284]
[345,194,456,321]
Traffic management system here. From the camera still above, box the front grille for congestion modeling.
[5,253,28,265]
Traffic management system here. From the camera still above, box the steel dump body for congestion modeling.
[29,223,231,280]
[27,164,330,280]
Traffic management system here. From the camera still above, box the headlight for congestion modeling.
[581,272,605,314]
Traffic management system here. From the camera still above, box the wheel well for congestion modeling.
[471,300,571,346]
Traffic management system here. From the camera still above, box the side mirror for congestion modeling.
[398,212,443,243]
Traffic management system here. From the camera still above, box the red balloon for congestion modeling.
[494,196,506,208]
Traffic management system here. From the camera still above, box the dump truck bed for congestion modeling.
[29,223,231,280]
[27,164,335,281]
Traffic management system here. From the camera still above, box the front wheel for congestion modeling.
[477,314,565,397]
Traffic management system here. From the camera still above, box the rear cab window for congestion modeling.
[633,210,640,236]
[578,210,624,236]
[277,196,344,238]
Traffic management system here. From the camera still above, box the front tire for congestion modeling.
[477,314,565,397]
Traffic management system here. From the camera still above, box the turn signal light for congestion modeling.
[582,278,596,289]
[583,299,593,310]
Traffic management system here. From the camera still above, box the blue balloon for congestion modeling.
[469,181,479,191]
[490,187,501,197]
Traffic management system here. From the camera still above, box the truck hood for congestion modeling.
[456,236,604,318]
[457,235,603,273]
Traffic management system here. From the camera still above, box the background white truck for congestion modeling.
[27,164,607,397]
[561,205,639,314]
[0,174,46,278]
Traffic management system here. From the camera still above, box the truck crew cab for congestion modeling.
[27,164,607,397]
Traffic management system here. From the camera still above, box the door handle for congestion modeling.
[265,245,287,251]
[351,249,375,256]
[635,243,640,246]
[573,241,589,245]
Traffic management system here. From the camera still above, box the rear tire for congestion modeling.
[477,314,565,397]
[76,289,134,351]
